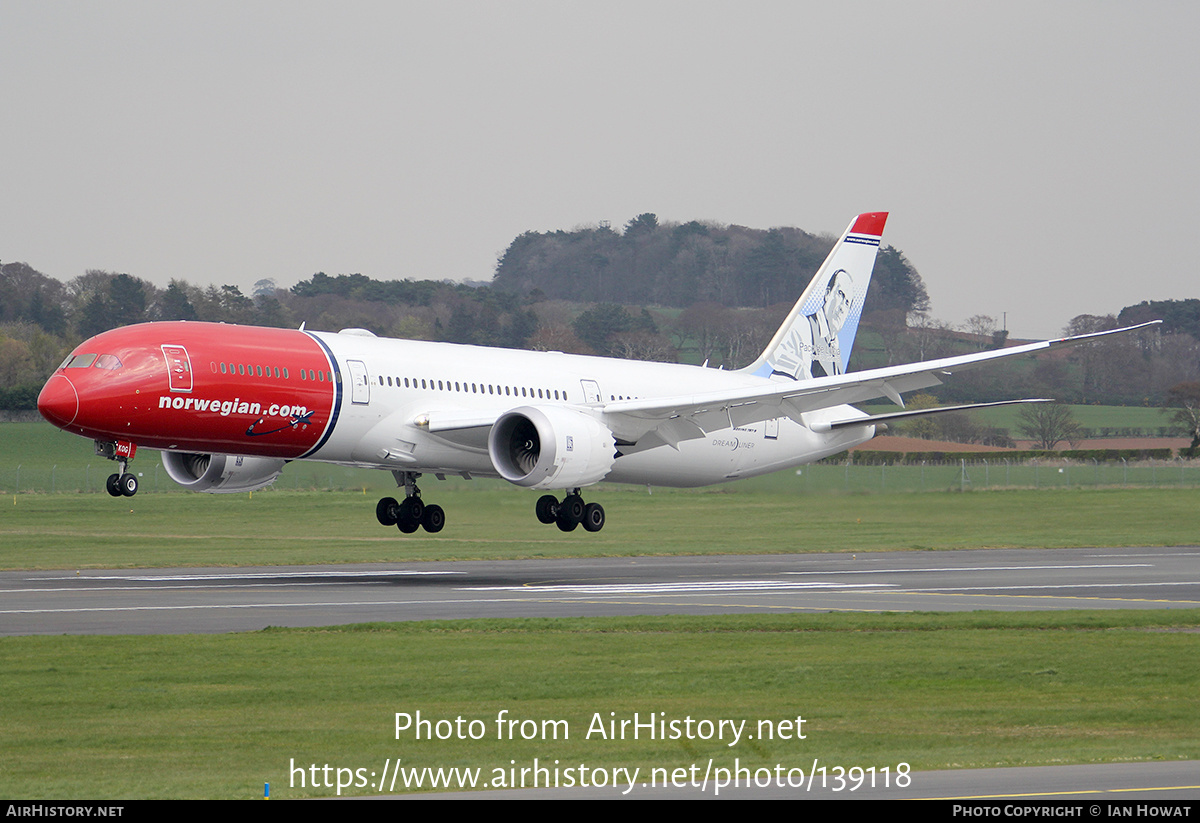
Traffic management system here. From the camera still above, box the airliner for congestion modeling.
[36,212,1153,533]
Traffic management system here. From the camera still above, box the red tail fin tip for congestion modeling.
[851,212,888,236]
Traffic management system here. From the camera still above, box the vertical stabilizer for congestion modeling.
[742,212,887,380]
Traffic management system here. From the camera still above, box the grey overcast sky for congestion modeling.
[2,1,1196,338]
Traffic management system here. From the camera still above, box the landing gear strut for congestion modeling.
[536,489,605,532]
[376,471,444,534]
[97,440,139,497]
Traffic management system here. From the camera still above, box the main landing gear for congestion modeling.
[96,440,139,497]
[373,478,605,535]
[536,489,605,532]
[375,471,444,534]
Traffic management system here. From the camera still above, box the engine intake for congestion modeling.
[162,451,285,493]
[488,406,615,490]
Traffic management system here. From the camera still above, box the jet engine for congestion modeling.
[162,451,286,493]
[488,406,615,490]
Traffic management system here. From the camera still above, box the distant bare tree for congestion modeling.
[527,323,591,355]
[963,314,997,349]
[1017,403,1081,450]
[609,330,677,362]
[906,313,956,361]
[1063,314,1121,403]
[674,302,730,364]
[1162,382,1200,452]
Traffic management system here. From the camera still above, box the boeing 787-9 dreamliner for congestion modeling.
[37,213,1154,533]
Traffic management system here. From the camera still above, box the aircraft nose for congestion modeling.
[37,373,79,429]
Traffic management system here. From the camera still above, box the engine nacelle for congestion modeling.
[162,451,285,493]
[488,406,615,490]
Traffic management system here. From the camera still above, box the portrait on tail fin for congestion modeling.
[770,267,857,380]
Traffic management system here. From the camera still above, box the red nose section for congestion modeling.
[38,373,79,429]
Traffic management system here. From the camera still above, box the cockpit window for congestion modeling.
[94,354,122,370]
[64,353,97,369]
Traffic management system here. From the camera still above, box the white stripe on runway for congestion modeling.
[467,581,892,594]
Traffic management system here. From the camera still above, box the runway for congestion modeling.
[3,546,1198,636]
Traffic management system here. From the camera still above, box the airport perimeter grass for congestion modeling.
[5,419,1198,568]
[2,485,1199,569]
[2,611,1198,798]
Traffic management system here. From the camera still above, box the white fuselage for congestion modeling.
[313,331,872,488]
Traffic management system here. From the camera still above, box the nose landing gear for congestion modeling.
[97,440,139,497]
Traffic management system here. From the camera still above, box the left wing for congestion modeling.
[600,321,1159,451]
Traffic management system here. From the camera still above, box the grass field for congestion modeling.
[3,419,1200,571]
[3,486,1200,569]
[3,611,1198,798]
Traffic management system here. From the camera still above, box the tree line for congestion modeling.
[2,214,1198,423]
[492,213,929,313]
